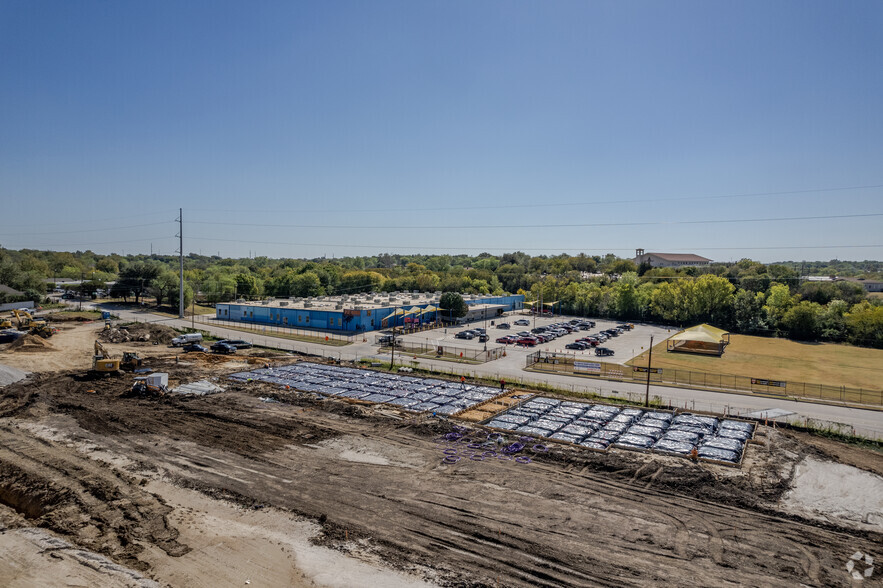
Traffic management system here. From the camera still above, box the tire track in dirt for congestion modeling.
[527,457,868,586]
[0,424,188,570]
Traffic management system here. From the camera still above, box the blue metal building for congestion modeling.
[215,294,524,334]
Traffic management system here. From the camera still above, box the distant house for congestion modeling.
[838,277,883,293]
[633,249,712,268]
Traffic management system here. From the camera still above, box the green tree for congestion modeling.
[818,299,849,341]
[203,273,237,303]
[692,274,736,325]
[290,272,322,297]
[782,300,822,340]
[609,272,640,318]
[234,273,261,298]
[95,258,119,274]
[845,301,883,348]
[731,290,766,333]
[150,271,178,307]
[117,261,161,303]
[439,292,468,319]
[763,283,796,332]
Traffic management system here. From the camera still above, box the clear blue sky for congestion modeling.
[1,1,881,263]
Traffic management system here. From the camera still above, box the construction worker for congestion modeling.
[500,379,505,392]
[460,375,466,390]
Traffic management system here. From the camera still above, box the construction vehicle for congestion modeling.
[121,351,144,370]
[91,340,121,373]
[90,341,144,374]
[11,309,54,338]
[131,372,168,396]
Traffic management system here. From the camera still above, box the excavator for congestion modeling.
[10,309,55,338]
[91,340,144,374]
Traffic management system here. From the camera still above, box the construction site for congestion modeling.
[0,313,881,587]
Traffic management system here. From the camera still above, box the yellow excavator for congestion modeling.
[11,309,54,338]
[91,340,144,374]
[92,340,121,373]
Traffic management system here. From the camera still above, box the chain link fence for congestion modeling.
[525,351,883,407]
[377,336,506,363]
[194,315,356,343]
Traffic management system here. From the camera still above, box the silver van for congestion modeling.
[171,333,203,347]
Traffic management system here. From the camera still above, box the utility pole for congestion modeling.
[644,334,654,407]
[177,208,184,319]
[389,304,396,370]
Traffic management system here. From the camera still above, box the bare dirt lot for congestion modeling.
[0,324,881,586]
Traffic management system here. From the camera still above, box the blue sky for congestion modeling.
[1,1,881,262]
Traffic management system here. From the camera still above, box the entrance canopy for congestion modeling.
[666,324,730,356]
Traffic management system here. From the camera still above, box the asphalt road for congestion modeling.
[94,303,883,439]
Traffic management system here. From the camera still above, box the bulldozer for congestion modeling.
[121,351,144,370]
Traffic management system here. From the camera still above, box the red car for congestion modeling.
[496,335,515,344]
[517,336,539,346]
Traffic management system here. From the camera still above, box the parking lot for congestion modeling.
[399,313,674,364]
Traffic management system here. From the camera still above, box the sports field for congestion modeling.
[629,334,883,392]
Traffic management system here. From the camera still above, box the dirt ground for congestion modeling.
[0,324,881,587]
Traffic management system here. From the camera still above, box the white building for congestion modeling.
[633,249,712,268]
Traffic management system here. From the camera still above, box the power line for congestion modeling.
[2,236,175,248]
[186,236,881,253]
[0,221,172,237]
[185,183,883,214]
[1,210,177,230]
[188,212,883,231]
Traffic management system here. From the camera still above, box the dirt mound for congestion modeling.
[7,335,54,352]
[100,322,177,344]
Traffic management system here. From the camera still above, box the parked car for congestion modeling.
[496,335,515,344]
[496,323,511,329]
[378,335,401,346]
[517,336,539,346]
[182,343,209,353]
[566,342,588,350]
[514,319,530,326]
[221,339,253,349]
[595,347,615,356]
[211,341,237,354]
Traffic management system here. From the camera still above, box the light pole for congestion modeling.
[644,335,654,407]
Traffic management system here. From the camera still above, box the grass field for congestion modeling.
[150,304,216,318]
[628,334,883,391]
[46,310,103,320]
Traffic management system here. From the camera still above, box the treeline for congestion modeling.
[1,247,880,347]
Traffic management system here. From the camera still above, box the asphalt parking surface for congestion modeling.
[399,313,674,364]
